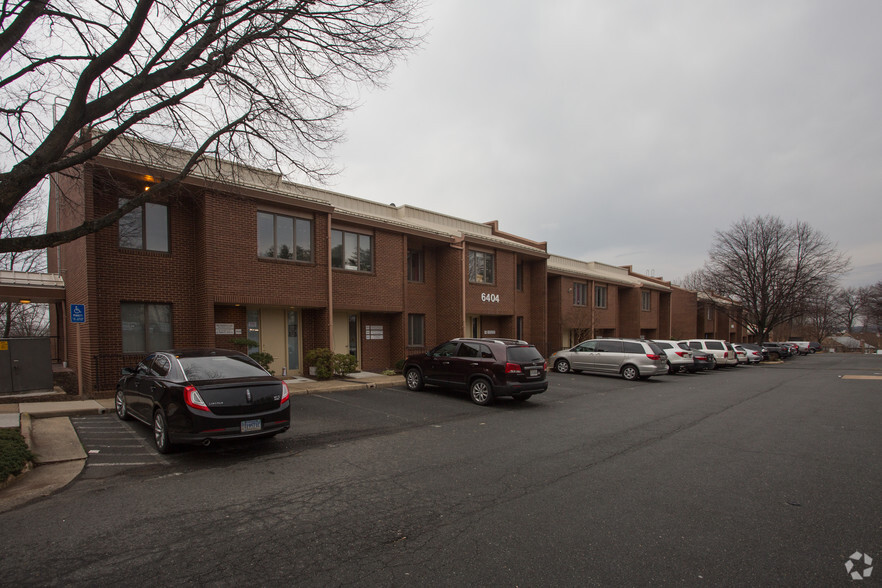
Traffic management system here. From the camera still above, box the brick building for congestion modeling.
[46,137,740,395]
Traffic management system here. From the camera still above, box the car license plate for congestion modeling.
[241,419,262,433]
[529,369,539,377]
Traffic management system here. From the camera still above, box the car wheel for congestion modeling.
[710,357,718,369]
[469,378,493,406]
[115,388,131,421]
[405,367,424,391]
[666,361,676,375]
[621,365,639,381]
[153,409,172,454]
[554,359,571,373]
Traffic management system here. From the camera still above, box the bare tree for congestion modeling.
[864,282,882,332]
[839,286,866,333]
[802,283,845,343]
[0,0,422,253]
[699,215,850,343]
[1,185,48,336]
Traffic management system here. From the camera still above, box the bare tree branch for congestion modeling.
[0,0,424,253]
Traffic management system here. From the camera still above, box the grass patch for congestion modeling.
[0,428,34,481]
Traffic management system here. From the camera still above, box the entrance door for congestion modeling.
[287,310,300,374]
[465,315,481,338]
[260,308,287,375]
[333,311,359,362]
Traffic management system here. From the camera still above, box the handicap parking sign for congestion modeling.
[71,304,85,323]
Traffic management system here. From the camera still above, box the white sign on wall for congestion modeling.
[481,293,500,303]
[366,325,384,340]
[215,323,235,335]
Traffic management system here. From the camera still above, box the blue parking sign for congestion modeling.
[71,304,85,323]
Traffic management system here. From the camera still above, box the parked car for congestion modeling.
[738,343,765,363]
[682,339,733,369]
[687,347,717,372]
[116,349,291,454]
[731,343,750,365]
[403,338,548,405]
[653,339,694,374]
[762,342,792,360]
[549,338,668,381]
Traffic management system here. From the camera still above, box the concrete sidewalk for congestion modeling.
[0,373,404,513]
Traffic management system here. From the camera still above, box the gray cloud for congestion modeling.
[328,0,882,286]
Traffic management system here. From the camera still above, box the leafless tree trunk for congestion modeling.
[698,215,850,343]
[0,0,422,253]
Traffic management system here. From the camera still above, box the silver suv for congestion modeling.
[549,338,668,381]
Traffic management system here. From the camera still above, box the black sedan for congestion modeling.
[687,348,716,372]
[116,349,290,453]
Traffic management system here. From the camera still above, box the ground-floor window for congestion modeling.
[287,310,300,370]
[517,316,524,340]
[408,314,425,346]
[121,302,172,353]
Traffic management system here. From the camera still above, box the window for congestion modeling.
[517,316,524,340]
[595,285,608,308]
[408,314,425,346]
[516,262,524,291]
[642,291,651,311]
[468,250,495,284]
[121,303,172,353]
[257,212,312,261]
[573,283,587,306]
[707,306,714,321]
[332,229,373,272]
[407,249,424,282]
[119,199,168,252]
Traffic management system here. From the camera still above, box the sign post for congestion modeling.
[71,304,85,396]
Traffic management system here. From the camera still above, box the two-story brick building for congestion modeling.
[48,137,551,393]
[46,136,742,395]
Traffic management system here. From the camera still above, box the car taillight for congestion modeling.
[723,351,729,358]
[543,361,548,371]
[280,381,290,405]
[675,351,687,357]
[505,362,523,374]
[646,354,661,360]
[184,385,210,412]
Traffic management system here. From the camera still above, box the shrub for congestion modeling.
[332,353,358,376]
[394,358,406,373]
[0,428,34,482]
[305,348,335,380]
[228,338,274,374]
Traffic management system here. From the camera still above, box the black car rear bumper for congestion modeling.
[492,380,548,397]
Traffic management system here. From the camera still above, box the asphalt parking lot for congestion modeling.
[9,352,877,586]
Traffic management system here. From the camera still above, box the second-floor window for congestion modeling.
[257,212,312,261]
[407,249,424,282]
[332,229,373,272]
[119,199,168,252]
[468,250,494,284]
[516,262,524,291]
[595,285,608,309]
[573,283,587,306]
[642,291,651,311]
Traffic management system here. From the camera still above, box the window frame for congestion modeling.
[595,284,608,309]
[120,302,172,354]
[573,282,587,306]
[407,249,424,283]
[257,211,313,262]
[118,198,169,252]
[641,290,651,312]
[468,250,495,285]
[332,228,373,273]
[407,314,425,347]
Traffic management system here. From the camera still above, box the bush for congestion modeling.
[0,428,34,482]
[305,348,335,380]
[229,338,274,374]
[332,353,358,376]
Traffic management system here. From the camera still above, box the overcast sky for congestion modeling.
[324,0,882,287]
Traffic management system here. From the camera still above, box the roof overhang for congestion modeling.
[0,271,66,303]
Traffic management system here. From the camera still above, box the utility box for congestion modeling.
[0,338,53,394]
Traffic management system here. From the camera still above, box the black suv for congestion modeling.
[403,338,548,405]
